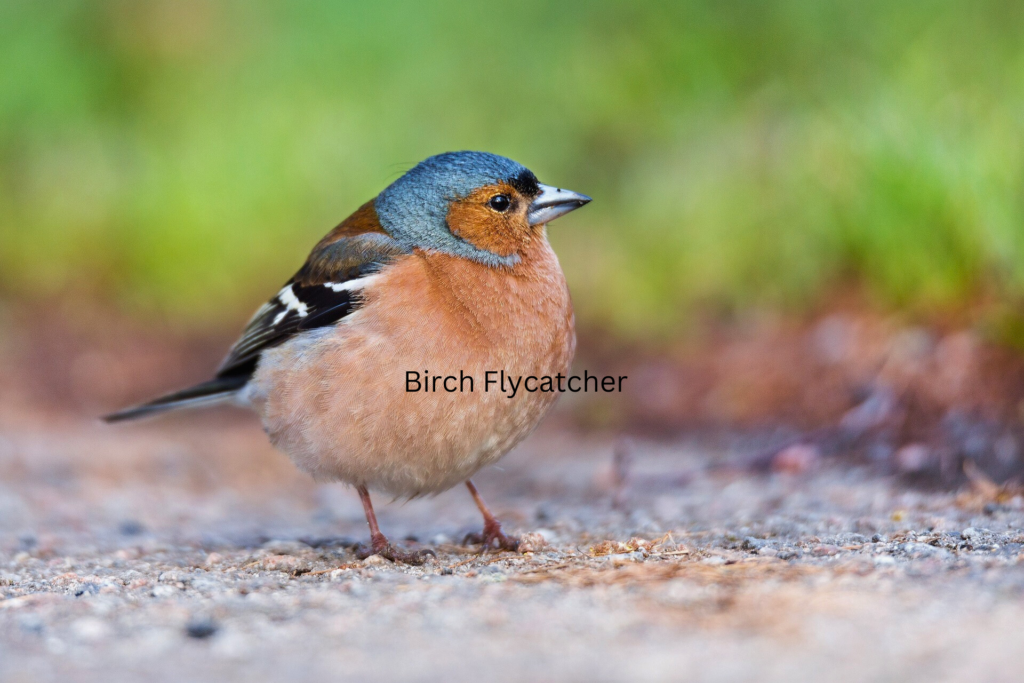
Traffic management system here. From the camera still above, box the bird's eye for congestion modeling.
[488,194,511,212]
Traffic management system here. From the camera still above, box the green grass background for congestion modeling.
[3,0,1024,339]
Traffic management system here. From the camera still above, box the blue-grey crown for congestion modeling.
[374,151,538,267]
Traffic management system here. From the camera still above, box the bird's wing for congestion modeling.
[102,201,410,423]
[216,230,410,378]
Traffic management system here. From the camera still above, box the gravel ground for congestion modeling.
[2,411,1024,682]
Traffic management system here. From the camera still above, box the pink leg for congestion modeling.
[464,480,519,552]
[356,486,433,564]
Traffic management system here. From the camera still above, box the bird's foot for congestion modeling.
[464,520,519,553]
[355,537,435,565]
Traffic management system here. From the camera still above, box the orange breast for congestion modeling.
[249,232,576,497]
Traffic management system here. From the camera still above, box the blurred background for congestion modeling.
[4,0,1024,484]
[6,7,1024,676]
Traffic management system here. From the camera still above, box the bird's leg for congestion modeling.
[354,485,433,565]
[463,480,519,552]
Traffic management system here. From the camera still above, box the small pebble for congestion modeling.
[186,618,218,640]
[118,520,145,536]
[518,532,549,553]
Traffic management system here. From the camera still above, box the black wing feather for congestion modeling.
[215,283,356,375]
[102,232,409,423]
[215,232,409,376]
[102,374,251,422]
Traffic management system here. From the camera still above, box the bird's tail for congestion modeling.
[102,375,249,423]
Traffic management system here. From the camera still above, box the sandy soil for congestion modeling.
[2,407,1024,683]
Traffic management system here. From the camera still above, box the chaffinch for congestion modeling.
[106,151,590,563]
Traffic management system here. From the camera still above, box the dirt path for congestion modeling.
[2,413,1024,682]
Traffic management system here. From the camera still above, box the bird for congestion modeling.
[105,151,591,563]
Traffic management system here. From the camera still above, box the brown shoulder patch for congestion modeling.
[315,200,387,250]
[294,201,405,286]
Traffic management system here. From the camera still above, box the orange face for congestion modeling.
[446,182,538,258]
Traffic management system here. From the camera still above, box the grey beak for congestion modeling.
[527,183,592,226]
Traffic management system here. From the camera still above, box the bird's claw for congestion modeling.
[463,523,519,553]
[355,542,435,565]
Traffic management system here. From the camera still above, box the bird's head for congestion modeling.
[374,151,591,267]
